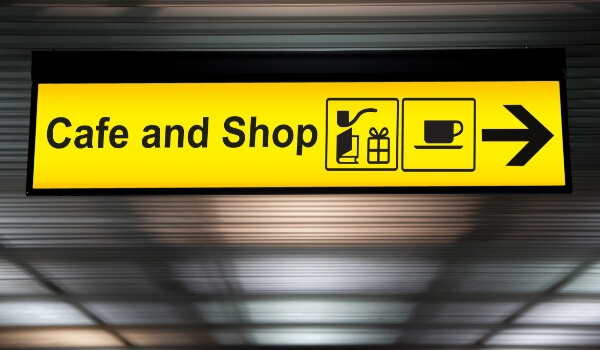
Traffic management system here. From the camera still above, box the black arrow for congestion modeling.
[482,105,554,166]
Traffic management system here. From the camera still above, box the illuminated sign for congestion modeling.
[27,50,570,194]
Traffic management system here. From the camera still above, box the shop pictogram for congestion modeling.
[326,98,399,171]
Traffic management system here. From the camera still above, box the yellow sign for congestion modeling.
[29,81,567,192]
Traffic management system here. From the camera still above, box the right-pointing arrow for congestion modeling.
[482,105,554,166]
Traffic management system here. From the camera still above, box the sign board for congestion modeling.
[27,50,570,194]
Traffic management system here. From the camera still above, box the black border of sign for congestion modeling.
[26,49,572,195]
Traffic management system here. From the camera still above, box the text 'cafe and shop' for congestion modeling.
[27,50,571,194]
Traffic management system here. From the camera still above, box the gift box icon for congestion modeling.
[367,127,390,164]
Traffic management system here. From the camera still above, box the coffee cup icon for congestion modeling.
[424,120,463,144]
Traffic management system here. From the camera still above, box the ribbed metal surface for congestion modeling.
[0,1,599,349]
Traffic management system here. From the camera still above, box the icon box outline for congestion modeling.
[401,98,477,172]
[325,98,400,171]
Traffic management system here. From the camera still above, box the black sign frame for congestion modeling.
[27,49,571,195]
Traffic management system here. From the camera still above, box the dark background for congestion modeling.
[0,1,599,349]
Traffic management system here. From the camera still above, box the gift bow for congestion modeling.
[369,127,389,138]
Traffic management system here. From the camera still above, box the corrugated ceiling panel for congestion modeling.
[0,1,599,349]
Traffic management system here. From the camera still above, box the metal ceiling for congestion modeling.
[0,1,600,349]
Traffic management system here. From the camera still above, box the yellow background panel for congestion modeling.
[32,82,566,189]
